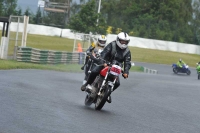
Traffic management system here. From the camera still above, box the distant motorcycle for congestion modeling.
[172,63,191,75]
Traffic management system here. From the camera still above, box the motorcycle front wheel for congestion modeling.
[85,93,93,106]
[186,70,191,75]
[198,74,200,80]
[95,84,111,110]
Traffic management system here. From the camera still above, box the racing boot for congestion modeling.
[81,83,87,91]
[107,95,112,103]
[83,79,87,85]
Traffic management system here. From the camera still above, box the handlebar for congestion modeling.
[93,58,128,78]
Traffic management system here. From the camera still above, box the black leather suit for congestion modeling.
[84,45,103,77]
[85,40,132,91]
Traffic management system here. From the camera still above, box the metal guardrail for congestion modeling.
[143,67,158,74]
[17,47,85,64]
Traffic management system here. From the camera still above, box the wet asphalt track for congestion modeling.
[0,63,200,133]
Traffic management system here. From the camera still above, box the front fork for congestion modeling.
[98,73,117,95]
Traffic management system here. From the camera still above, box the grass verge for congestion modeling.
[129,47,200,68]
[0,60,82,72]
[0,59,143,72]
[3,33,200,71]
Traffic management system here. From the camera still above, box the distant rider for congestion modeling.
[81,35,107,84]
[176,59,186,69]
[81,35,107,70]
[196,62,200,73]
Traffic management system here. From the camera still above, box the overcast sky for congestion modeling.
[17,0,39,14]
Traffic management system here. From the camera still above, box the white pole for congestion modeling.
[24,16,29,47]
[73,32,76,52]
[97,0,101,14]
[22,16,29,47]
[0,38,3,58]
[96,0,101,26]
[15,17,20,47]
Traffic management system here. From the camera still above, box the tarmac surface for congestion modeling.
[0,63,200,133]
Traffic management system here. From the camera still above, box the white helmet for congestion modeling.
[97,35,107,47]
[116,32,130,49]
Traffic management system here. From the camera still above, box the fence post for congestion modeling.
[79,52,84,64]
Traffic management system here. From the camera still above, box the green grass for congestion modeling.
[0,59,142,72]
[0,59,83,72]
[6,33,75,55]
[129,47,200,68]
[2,32,200,71]
[26,34,74,51]
[130,66,144,72]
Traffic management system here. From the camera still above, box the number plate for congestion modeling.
[110,65,121,76]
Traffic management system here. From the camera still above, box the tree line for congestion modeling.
[0,0,40,24]
[68,0,200,45]
[1,0,200,45]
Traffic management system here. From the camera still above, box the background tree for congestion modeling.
[33,7,42,24]
[16,7,22,16]
[24,8,32,16]
[191,0,200,45]
[101,0,194,43]
[0,0,3,16]
[0,0,195,44]
[70,1,81,16]
[67,0,106,34]
[2,0,18,16]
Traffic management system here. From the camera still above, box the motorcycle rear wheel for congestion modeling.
[198,74,200,80]
[95,84,111,110]
[173,68,178,74]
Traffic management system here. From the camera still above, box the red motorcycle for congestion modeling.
[84,60,124,110]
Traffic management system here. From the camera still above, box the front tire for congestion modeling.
[95,84,111,110]
[84,94,93,106]
[186,70,191,75]
[198,73,200,80]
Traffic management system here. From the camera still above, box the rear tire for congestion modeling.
[173,68,178,74]
[95,84,111,110]
[198,74,200,80]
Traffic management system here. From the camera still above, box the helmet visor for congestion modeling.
[99,40,106,44]
[119,39,129,45]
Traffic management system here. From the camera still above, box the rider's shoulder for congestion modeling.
[91,42,96,48]
[107,41,115,46]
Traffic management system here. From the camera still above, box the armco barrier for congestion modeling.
[17,47,85,64]
[142,67,158,74]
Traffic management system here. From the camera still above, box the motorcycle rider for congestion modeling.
[81,35,107,84]
[176,58,186,69]
[81,32,132,103]
[196,62,200,73]
[81,35,107,71]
